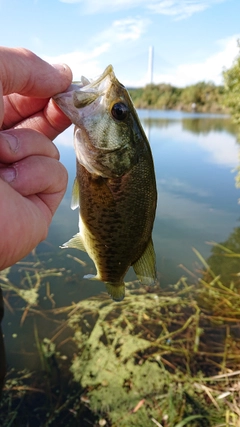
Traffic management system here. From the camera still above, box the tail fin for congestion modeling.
[105,282,125,302]
[84,275,125,302]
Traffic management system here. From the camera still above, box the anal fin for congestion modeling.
[133,238,157,286]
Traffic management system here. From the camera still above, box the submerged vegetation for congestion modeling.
[1,43,240,426]
[1,240,240,426]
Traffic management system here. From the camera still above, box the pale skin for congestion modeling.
[0,47,73,270]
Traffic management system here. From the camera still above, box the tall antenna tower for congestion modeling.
[148,45,154,84]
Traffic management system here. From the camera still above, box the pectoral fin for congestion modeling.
[133,238,157,286]
[71,178,79,210]
[60,233,86,252]
[84,274,97,280]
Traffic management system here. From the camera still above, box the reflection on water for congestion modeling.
[1,110,240,425]
[56,110,240,287]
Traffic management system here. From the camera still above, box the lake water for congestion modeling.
[1,110,240,401]
[53,109,240,288]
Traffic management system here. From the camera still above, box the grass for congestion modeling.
[0,245,240,426]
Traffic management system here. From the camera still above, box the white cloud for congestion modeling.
[93,17,149,44]
[59,0,145,13]
[42,43,110,81]
[98,18,149,43]
[42,17,148,82]
[42,34,240,87]
[153,35,240,86]
[59,0,228,19]
[148,0,226,20]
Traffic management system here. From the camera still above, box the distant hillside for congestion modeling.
[128,81,227,113]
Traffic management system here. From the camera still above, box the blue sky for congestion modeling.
[0,0,240,87]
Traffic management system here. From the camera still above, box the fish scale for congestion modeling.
[53,65,157,301]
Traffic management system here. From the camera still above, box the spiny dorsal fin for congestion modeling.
[133,238,157,286]
[60,233,86,252]
[71,178,79,210]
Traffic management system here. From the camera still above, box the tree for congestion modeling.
[223,40,240,125]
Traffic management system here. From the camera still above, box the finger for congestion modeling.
[0,128,60,163]
[3,93,72,132]
[13,99,72,140]
[0,181,48,268]
[0,179,65,269]
[0,47,72,97]
[0,155,68,201]
[0,47,72,127]
[2,94,48,129]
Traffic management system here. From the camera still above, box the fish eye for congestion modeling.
[111,102,128,121]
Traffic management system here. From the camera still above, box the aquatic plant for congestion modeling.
[0,246,240,426]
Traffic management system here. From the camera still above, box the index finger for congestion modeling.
[0,47,72,97]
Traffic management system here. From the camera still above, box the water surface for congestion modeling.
[2,110,240,370]
[54,109,240,286]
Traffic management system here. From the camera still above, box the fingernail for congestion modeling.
[4,133,19,152]
[0,167,16,183]
[52,63,68,72]
[52,64,72,80]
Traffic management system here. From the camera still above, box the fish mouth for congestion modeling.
[53,65,118,121]
[81,64,114,88]
[71,65,117,108]
[58,65,115,92]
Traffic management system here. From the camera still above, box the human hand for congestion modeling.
[0,47,73,270]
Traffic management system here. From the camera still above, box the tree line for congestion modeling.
[223,40,240,125]
[128,44,240,114]
[128,81,225,113]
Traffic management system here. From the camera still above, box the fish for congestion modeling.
[53,65,157,301]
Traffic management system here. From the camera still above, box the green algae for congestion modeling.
[1,247,240,426]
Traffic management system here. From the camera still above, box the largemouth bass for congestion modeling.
[53,65,157,301]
